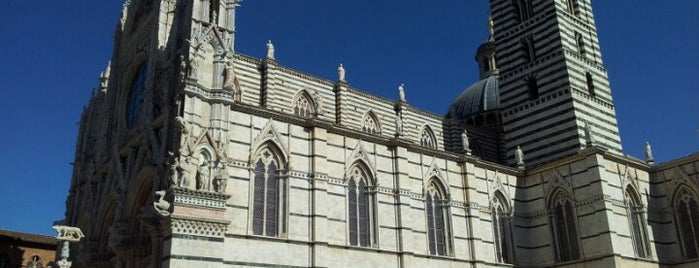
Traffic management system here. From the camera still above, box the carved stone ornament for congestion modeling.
[153,190,171,216]
[53,225,85,242]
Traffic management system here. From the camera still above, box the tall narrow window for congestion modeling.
[625,187,650,258]
[576,32,586,58]
[550,191,581,262]
[293,92,315,118]
[252,146,285,237]
[675,188,699,258]
[127,63,148,128]
[527,75,539,100]
[426,180,452,256]
[420,126,437,149]
[566,0,578,15]
[512,0,534,23]
[585,72,595,97]
[492,193,514,263]
[362,113,379,135]
[347,165,375,247]
[522,36,536,63]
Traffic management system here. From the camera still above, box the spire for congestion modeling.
[487,16,495,42]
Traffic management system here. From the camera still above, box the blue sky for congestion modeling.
[0,1,697,236]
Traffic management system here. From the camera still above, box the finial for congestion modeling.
[488,16,494,32]
[644,141,655,165]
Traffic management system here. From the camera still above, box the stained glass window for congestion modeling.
[425,181,450,256]
[676,189,699,258]
[551,193,580,262]
[347,166,374,247]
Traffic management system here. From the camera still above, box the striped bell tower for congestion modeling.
[490,0,622,165]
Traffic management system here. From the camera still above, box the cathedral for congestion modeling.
[62,0,699,267]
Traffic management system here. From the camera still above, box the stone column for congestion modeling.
[52,225,85,268]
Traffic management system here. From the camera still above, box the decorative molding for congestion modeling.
[171,214,230,238]
[172,187,230,210]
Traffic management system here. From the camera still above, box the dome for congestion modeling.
[446,75,500,119]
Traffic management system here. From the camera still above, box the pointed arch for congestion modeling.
[361,111,381,135]
[346,161,377,247]
[624,185,650,258]
[425,177,452,256]
[250,119,290,163]
[492,190,514,263]
[291,90,316,118]
[250,141,288,237]
[548,187,580,262]
[420,125,438,149]
[673,185,699,258]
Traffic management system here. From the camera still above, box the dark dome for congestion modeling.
[446,75,500,119]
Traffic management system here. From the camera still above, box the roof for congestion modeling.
[446,75,501,118]
[0,229,58,246]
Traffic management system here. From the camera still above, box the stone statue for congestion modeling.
[266,40,275,60]
[462,130,471,155]
[338,63,346,82]
[189,53,200,79]
[153,190,171,216]
[223,62,236,90]
[644,142,655,164]
[53,226,85,242]
[584,121,594,146]
[213,174,228,193]
[313,90,323,116]
[196,156,211,191]
[515,146,525,168]
[179,54,187,80]
[398,83,406,102]
[181,156,197,189]
[395,112,403,137]
[53,225,85,268]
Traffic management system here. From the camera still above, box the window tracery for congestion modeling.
[293,92,315,118]
[425,180,452,256]
[675,188,699,258]
[550,190,580,262]
[362,113,379,135]
[625,187,650,258]
[420,127,437,149]
[252,146,286,237]
[347,164,376,247]
[492,192,514,263]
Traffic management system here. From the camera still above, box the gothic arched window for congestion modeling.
[126,63,148,128]
[293,92,315,118]
[252,145,286,237]
[347,164,376,247]
[575,32,586,58]
[625,187,650,258]
[492,192,514,263]
[585,72,595,97]
[550,190,581,262]
[566,0,579,15]
[512,0,533,23]
[362,113,380,135]
[420,126,437,149]
[425,180,452,256]
[26,255,42,268]
[675,188,699,259]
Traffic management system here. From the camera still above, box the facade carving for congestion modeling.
[61,1,699,268]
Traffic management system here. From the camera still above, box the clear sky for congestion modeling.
[0,1,697,236]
